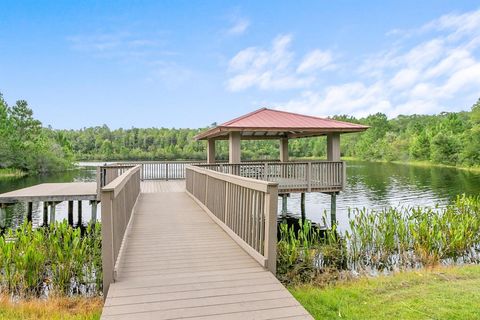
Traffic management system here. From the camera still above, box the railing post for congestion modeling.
[165,163,169,181]
[101,190,114,298]
[307,162,312,192]
[263,163,268,181]
[264,184,278,274]
[342,161,346,190]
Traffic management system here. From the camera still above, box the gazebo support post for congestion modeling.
[327,133,341,161]
[207,139,216,164]
[229,131,241,164]
[279,138,289,162]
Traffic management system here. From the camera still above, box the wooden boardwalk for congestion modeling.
[101,184,312,319]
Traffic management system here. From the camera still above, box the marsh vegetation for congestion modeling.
[277,194,480,285]
[0,221,102,298]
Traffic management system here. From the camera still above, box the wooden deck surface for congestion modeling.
[141,180,185,193]
[0,182,98,203]
[102,188,312,319]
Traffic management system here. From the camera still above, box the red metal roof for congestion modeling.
[195,108,368,140]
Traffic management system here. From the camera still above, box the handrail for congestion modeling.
[101,165,141,297]
[185,165,278,273]
[195,161,345,192]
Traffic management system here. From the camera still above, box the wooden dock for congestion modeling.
[101,183,312,319]
[0,182,98,203]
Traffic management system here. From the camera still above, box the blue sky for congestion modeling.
[1,1,480,129]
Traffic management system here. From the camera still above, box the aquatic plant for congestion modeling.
[0,221,102,298]
[277,194,480,284]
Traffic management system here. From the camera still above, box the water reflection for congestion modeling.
[1,161,480,231]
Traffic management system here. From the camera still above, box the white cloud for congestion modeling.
[274,9,480,118]
[227,18,250,35]
[226,34,334,91]
[297,50,334,73]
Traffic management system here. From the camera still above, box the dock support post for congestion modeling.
[50,202,56,224]
[330,193,337,227]
[91,201,98,222]
[281,194,288,218]
[27,202,33,223]
[300,193,306,221]
[78,201,83,226]
[68,201,74,225]
[0,205,6,228]
[43,202,48,226]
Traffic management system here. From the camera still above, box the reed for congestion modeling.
[277,194,480,284]
[0,221,102,298]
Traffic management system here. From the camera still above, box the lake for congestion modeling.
[1,161,480,231]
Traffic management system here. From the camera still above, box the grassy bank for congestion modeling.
[0,168,26,179]
[0,295,102,320]
[290,265,480,320]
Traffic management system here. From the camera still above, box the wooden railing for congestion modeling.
[195,161,345,192]
[110,161,203,180]
[105,160,280,181]
[101,165,141,297]
[97,164,135,191]
[185,165,278,273]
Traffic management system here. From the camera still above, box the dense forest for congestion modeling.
[62,98,480,167]
[0,93,72,173]
[1,90,479,174]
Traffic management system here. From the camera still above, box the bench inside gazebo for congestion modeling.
[194,107,368,219]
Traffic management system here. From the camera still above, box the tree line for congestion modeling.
[0,93,72,173]
[1,90,479,174]
[62,98,480,168]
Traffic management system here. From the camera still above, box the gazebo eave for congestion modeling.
[194,126,368,141]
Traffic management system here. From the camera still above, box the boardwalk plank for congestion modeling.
[102,183,312,320]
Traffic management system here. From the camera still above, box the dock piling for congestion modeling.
[78,201,82,226]
[50,202,56,223]
[281,194,288,218]
[0,205,6,228]
[91,201,98,222]
[300,193,306,221]
[27,202,33,222]
[68,201,74,225]
[43,202,48,226]
[330,193,337,226]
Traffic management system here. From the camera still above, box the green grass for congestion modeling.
[290,265,480,320]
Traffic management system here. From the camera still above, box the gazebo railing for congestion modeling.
[195,161,345,192]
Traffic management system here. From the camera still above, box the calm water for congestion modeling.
[1,161,480,230]
[281,161,480,231]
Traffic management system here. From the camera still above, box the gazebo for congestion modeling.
[194,108,368,222]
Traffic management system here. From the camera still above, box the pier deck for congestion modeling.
[101,185,312,319]
[0,182,98,204]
